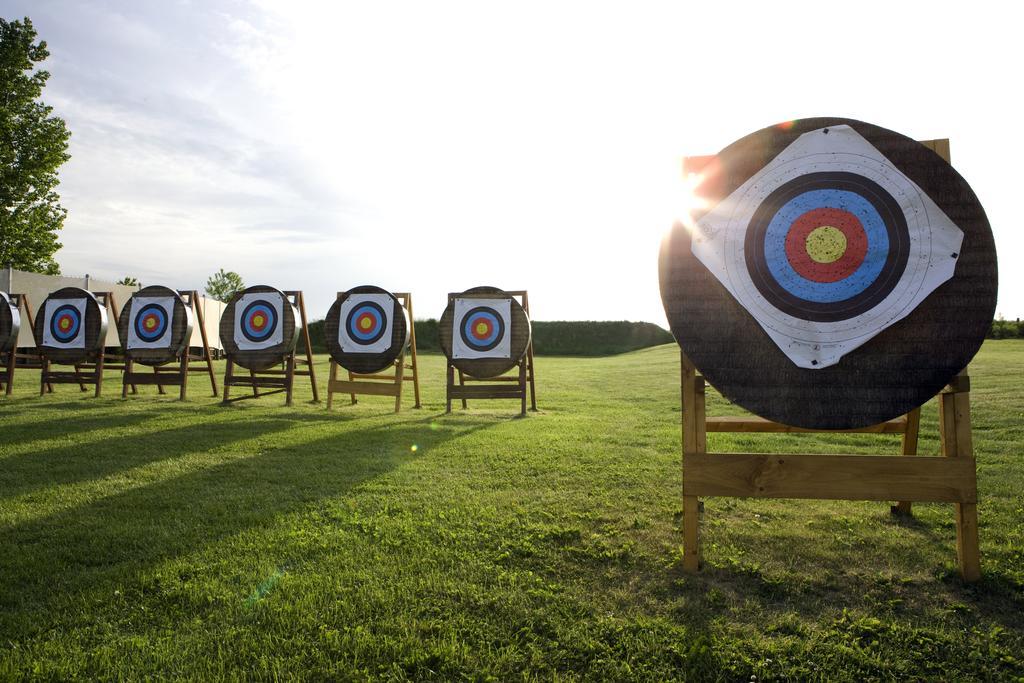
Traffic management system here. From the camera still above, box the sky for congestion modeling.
[6,0,1023,324]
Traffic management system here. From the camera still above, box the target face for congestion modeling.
[692,125,963,368]
[233,292,284,350]
[452,297,511,359]
[127,296,176,349]
[339,293,394,353]
[42,298,87,349]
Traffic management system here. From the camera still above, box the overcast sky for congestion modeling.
[6,0,1023,323]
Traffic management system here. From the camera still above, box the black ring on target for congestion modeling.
[744,171,910,323]
[133,302,170,342]
[50,303,82,343]
[240,299,278,343]
[460,306,505,352]
[344,301,388,346]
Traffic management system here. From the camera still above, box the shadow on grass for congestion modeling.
[0,414,492,638]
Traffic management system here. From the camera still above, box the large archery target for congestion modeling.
[439,286,531,379]
[117,285,193,366]
[325,286,409,374]
[33,287,108,365]
[1,292,20,354]
[660,117,997,429]
[219,285,300,371]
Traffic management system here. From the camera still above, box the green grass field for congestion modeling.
[1,343,1022,681]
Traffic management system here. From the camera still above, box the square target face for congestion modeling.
[127,296,176,349]
[691,125,964,369]
[42,298,88,349]
[339,292,394,354]
[234,292,284,350]
[452,297,512,359]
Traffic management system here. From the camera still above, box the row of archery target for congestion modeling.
[1,285,532,380]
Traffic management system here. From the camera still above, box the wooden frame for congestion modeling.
[222,290,319,406]
[38,291,131,398]
[326,291,421,413]
[2,293,52,396]
[445,290,537,417]
[679,352,981,581]
[121,290,219,400]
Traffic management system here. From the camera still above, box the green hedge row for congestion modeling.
[989,319,1024,339]
[306,319,675,356]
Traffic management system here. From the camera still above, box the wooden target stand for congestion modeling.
[326,292,422,413]
[2,293,50,396]
[444,289,537,417]
[221,290,319,406]
[121,290,219,400]
[678,138,982,581]
[38,291,131,398]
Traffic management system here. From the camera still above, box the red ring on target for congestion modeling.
[783,207,868,283]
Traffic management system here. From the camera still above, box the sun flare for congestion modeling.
[676,171,710,231]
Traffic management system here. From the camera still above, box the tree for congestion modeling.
[0,17,71,275]
[116,276,139,287]
[205,269,244,302]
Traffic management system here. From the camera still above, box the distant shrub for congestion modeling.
[305,319,673,356]
[989,319,1024,339]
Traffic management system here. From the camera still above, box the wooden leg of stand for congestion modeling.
[394,355,405,414]
[222,358,234,404]
[326,360,337,410]
[519,360,527,417]
[445,364,453,414]
[122,358,132,399]
[348,369,357,405]
[892,407,921,516]
[527,345,537,411]
[458,369,467,409]
[40,359,49,397]
[250,369,259,397]
[285,355,295,407]
[94,350,105,398]
[681,351,706,572]
[179,352,190,401]
[4,351,14,396]
[155,366,166,395]
[940,376,981,582]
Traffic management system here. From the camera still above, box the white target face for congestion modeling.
[338,292,394,354]
[692,125,963,369]
[452,297,512,359]
[233,292,285,350]
[42,298,88,349]
[127,296,177,349]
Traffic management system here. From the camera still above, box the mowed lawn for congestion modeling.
[1,342,1022,681]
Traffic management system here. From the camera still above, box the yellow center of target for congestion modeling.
[145,318,156,329]
[805,225,847,264]
[253,314,264,327]
[360,317,373,330]
[475,322,489,335]
[60,319,70,330]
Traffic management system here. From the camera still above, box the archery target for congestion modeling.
[692,124,963,369]
[1,292,19,353]
[339,293,394,354]
[42,298,87,349]
[234,292,284,350]
[453,297,511,359]
[127,296,176,349]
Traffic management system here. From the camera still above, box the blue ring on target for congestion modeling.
[461,307,504,351]
[345,302,388,345]
[50,304,82,343]
[763,189,889,303]
[134,303,169,342]
[240,300,277,343]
